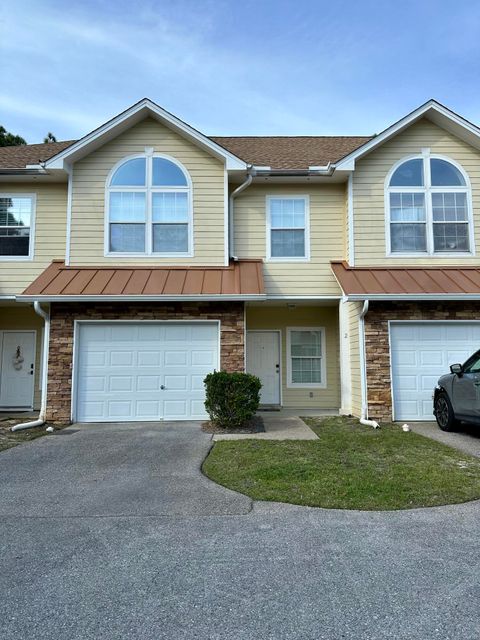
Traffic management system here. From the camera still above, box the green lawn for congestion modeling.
[203,416,480,510]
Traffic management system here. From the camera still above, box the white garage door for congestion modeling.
[75,322,219,422]
[390,322,480,421]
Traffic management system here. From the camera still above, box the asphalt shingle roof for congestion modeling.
[0,133,372,171]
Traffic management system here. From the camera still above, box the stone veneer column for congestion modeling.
[46,301,245,425]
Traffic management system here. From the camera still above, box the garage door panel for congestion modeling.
[75,322,218,422]
[109,376,134,392]
[391,322,480,421]
[137,351,161,366]
[135,400,161,417]
[393,350,417,366]
[419,351,443,366]
[164,351,187,365]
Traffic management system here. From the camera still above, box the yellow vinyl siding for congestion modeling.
[70,117,226,266]
[0,305,44,409]
[347,301,362,417]
[234,184,345,296]
[246,305,340,409]
[353,118,480,265]
[0,183,67,296]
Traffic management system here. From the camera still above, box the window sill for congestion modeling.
[286,382,327,389]
[105,252,194,259]
[387,252,475,258]
[266,257,310,263]
[0,255,33,262]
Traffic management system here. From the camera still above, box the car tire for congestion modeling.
[434,391,458,432]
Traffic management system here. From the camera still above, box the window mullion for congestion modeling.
[146,156,152,255]
[424,155,435,255]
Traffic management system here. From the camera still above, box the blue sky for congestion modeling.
[1,0,480,143]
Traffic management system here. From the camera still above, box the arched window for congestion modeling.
[387,154,472,254]
[107,155,192,255]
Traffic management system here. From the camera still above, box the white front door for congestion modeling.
[0,331,36,408]
[390,321,480,421]
[246,331,281,405]
[75,322,219,422]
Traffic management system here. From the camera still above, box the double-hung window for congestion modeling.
[267,196,309,260]
[287,327,326,388]
[0,194,35,259]
[387,155,472,255]
[107,155,192,255]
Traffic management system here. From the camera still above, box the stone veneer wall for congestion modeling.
[364,301,480,421]
[46,301,245,425]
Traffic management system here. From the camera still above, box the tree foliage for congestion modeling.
[43,132,57,143]
[0,126,26,147]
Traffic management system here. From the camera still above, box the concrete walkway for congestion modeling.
[212,414,318,441]
[409,421,480,458]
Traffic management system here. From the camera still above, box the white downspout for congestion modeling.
[11,301,50,432]
[228,167,253,258]
[359,299,380,429]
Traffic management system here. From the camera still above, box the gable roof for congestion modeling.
[43,98,247,171]
[2,99,479,173]
[335,99,480,170]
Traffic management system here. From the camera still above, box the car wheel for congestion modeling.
[435,391,457,432]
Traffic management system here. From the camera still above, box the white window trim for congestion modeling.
[384,151,475,258]
[266,195,310,262]
[0,193,36,262]
[286,326,326,389]
[104,152,194,258]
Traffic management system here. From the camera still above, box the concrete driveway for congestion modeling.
[409,421,480,457]
[1,422,480,640]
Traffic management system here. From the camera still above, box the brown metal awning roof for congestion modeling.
[20,260,265,301]
[331,261,480,300]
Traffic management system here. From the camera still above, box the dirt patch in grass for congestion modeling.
[0,417,62,453]
[202,415,265,434]
[202,415,480,510]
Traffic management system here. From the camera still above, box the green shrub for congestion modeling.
[204,371,262,429]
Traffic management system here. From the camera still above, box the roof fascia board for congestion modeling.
[45,99,247,171]
[345,293,480,301]
[17,294,266,302]
[335,100,480,171]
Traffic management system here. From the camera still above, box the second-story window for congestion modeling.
[0,194,35,260]
[107,155,192,255]
[387,155,472,255]
[266,196,310,261]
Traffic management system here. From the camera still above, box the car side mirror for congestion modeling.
[450,363,463,376]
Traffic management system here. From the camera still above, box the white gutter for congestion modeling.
[346,293,480,301]
[11,302,50,432]
[229,168,253,258]
[358,300,380,429]
[16,293,266,303]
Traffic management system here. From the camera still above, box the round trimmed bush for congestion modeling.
[204,371,261,429]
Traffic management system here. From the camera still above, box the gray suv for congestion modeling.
[433,350,480,431]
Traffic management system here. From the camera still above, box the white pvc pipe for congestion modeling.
[359,299,380,429]
[11,301,50,432]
